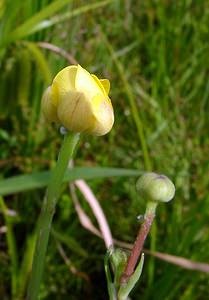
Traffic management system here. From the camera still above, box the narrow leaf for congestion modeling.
[0,197,18,297]
[9,0,72,41]
[17,233,36,299]
[24,42,52,84]
[0,167,142,196]
[51,228,87,257]
[10,0,112,40]
[28,0,113,35]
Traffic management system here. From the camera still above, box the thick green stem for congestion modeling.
[27,132,80,300]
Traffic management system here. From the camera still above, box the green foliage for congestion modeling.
[0,0,209,299]
[0,167,141,196]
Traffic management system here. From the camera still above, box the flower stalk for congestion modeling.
[120,201,157,284]
[119,172,175,286]
[27,132,80,300]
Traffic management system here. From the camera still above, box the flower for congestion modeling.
[136,172,175,203]
[41,65,114,136]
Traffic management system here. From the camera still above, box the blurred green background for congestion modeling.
[0,0,209,299]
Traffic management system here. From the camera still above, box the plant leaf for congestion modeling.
[17,233,36,299]
[0,167,142,196]
[9,0,72,41]
[51,228,87,257]
[0,197,18,297]
[9,0,112,41]
[118,253,145,300]
[24,42,52,84]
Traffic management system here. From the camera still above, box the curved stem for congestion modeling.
[27,132,80,300]
[75,180,113,248]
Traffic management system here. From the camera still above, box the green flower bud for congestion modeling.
[136,172,175,203]
[109,248,128,288]
[110,248,128,271]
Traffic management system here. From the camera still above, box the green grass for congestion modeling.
[0,0,209,299]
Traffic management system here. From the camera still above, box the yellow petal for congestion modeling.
[89,94,114,136]
[51,65,77,106]
[57,91,95,133]
[41,64,114,136]
[100,79,110,95]
[91,74,107,96]
[75,65,103,101]
[41,86,59,123]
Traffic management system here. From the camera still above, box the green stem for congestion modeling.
[26,132,80,300]
[104,249,117,300]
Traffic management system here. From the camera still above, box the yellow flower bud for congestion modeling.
[136,172,175,203]
[41,65,114,136]
[42,87,59,123]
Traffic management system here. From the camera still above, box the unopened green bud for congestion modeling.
[110,248,128,271]
[136,172,175,203]
[110,248,128,288]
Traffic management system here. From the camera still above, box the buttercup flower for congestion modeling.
[42,65,114,136]
[136,172,175,203]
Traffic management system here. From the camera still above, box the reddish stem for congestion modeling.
[120,212,155,283]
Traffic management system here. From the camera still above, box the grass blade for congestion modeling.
[31,0,113,34]
[9,0,72,41]
[101,31,151,171]
[51,228,87,257]
[24,42,52,84]
[0,197,18,298]
[0,167,142,196]
[9,0,112,41]
[17,233,36,299]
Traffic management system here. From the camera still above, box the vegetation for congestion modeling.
[0,0,209,299]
